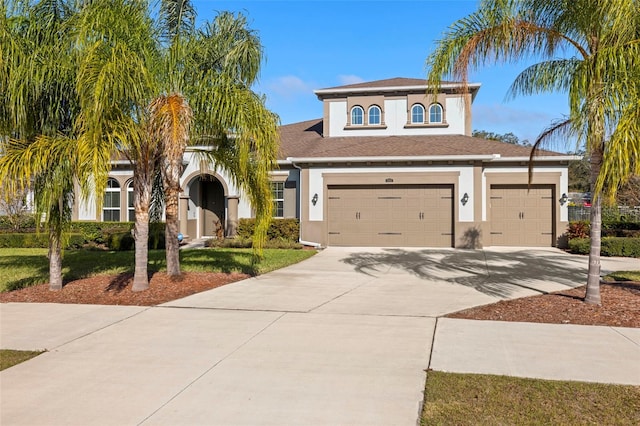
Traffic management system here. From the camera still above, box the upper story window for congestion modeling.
[411,104,425,124]
[270,181,284,218]
[351,106,364,125]
[103,178,121,222]
[368,105,381,125]
[429,103,443,123]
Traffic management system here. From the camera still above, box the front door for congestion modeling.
[201,178,225,237]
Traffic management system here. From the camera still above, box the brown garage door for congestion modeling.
[327,184,453,247]
[489,185,554,246]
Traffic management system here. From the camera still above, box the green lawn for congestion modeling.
[0,248,316,292]
[422,372,640,425]
[603,270,640,282]
[0,350,44,371]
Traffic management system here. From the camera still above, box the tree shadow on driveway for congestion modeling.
[340,248,588,299]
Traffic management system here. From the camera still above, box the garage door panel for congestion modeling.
[327,184,453,247]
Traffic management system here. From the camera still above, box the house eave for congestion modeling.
[488,155,582,162]
[314,82,481,99]
[285,154,499,164]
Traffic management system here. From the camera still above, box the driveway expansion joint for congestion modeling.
[611,326,640,347]
[137,311,288,425]
[51,306,152,351]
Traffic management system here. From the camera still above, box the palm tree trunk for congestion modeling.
[132,172,153,292]
[585,148,603,305]
[132,209,150,292]
[48,228,63,291]
[164,185,180,276]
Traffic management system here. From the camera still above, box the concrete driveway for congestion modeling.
[1,247,639,425]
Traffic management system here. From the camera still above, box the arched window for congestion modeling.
[411,104,424,124]
[351,106,364,125]
[127,180,135,222]
[103,178,121,221]
[429,103,443,123]
[368,105,381,125]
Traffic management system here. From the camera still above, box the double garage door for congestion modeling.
[327,184,453,247]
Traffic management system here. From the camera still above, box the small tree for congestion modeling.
[0,180,30,231]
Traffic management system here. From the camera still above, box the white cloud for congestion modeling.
[337,74,365,85]
[267,75,314,99]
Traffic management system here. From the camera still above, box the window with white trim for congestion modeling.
[368,105,381,125]
[271,182,284,218]
[351,106,364,125]
[103,178,121,221]
[429,103,443,123]
[127,180,135,222]
[411,104,424,123]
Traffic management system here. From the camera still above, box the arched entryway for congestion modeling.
[201,177,225,237]
[181,172,238,240]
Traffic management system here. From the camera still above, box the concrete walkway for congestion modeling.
[1,247,639,425]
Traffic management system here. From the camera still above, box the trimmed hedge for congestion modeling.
[69,221,133,244]
[0,233,85,249]
[0,220,167,250]
[237,218,299,242]
[205,237,303,249]
[568,237,640,257]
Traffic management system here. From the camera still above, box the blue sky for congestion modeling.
[193,0,573,151]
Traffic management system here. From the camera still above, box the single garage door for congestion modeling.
[327,184,453,247]
[489,185,554,246]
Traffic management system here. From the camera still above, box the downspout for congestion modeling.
[290,159,322,248]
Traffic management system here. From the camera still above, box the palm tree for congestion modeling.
[0,0,84,290]
[426,0,640,304]
[77,0,279,287]
[155,2,280,276]
[75,0,159,291]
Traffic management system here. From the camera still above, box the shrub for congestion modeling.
[106,226,166,251]
[567,220,640,240]
[107,232,135,251]
[566,221,590,239]
[70,221,134,245]
[602,229,640,238]
[0,214,36,232]
[237,218,299,242]
[205,236,303,249]
[568,237,640,257]
[0,233,84,248]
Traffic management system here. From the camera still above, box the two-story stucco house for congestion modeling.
[74,77,575,248]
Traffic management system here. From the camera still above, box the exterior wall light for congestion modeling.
[559,193,568,205]
[312,193,318,206]
[461,192,469,206]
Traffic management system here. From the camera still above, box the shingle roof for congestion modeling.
[278,119,566,161]
[317,77,436,91]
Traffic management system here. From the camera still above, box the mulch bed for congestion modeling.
[0,272,250,306]
[447,281,640,328]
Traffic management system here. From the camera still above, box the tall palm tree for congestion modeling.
[426,0,640,304]
[75,0,159,291]
[0,0,84,290]
[77,0,278,287]
[155,2,279,276]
